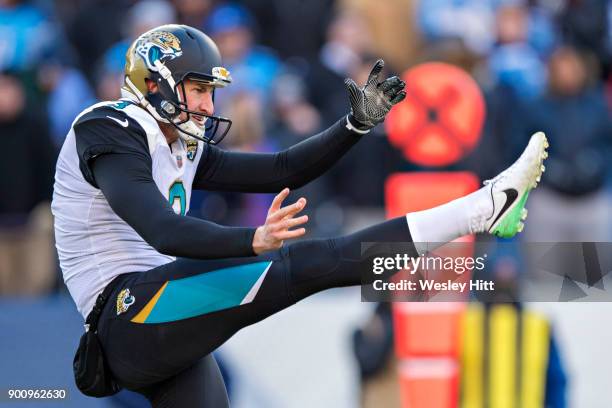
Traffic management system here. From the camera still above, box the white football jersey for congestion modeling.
[52,100,204,318]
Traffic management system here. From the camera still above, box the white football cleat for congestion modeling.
[481,132,549,238]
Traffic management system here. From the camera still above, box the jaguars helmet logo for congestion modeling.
[116,288,136,315]
[135,31,183,72]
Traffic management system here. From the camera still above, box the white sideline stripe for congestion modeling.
[240,261,273,305]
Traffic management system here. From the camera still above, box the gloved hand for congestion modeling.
[345,59,406,131]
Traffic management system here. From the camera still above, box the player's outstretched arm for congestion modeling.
[91,152,258,259]
[193,60,405,194]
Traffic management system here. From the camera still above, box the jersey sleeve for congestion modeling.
[194,117,363,193]
[73,106,150,188]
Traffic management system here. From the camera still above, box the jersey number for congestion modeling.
[169,181,186,216]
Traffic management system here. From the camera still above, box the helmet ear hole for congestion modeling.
[146,92,178,120]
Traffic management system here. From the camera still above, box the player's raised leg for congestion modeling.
[98,132,548,392]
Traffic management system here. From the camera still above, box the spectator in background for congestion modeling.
[0,0,60,72]
[523,46,612,242]
[323,58,401,208]
[0,0,94,147]
[240,0,334,60]
[0,0,76,103]
[464,1,556,181]
[267,69,339,236]
[0,72,57,295]
[417,0,556,57]
[93,46,126,102]
[416,0,497,56]
[66,0,132,84]
[194,4,283,228]
[461,81,524,180]
[524,0,557,57]
[43,62,96,147]
[212,91,278,228]
[461,3,546,180]
[307,10,375,126]
[205,3,282,111]
[486,4,547,100]
[560,0,611,79]
[269,70,322,149]
[172,0,213,28]
[95,0,178,101]
[305,12,398,215]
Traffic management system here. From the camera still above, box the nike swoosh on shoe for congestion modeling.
[489,188,519,229]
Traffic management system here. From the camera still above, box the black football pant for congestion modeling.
[96,216,415,407]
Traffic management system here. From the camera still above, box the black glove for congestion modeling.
[345,59,406,131]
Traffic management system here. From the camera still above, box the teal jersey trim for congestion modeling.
[144,261,272,323]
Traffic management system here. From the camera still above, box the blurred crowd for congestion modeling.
[0,0,611,296]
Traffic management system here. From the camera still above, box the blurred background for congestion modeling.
[0,0,610,406]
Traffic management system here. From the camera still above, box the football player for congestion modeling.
[52,25,547,407]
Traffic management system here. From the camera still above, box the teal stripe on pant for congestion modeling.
[144,261,273,323]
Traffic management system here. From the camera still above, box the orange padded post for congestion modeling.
[385,172,480,217]
[385,172,479,408]
[393,303,465,359]
[398,359,459,408]
[383,63,486,408]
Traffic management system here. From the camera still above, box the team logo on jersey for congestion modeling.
[116,288,136,315]
[176,154,183,168]
[135,31,183,72]
[186,139,198,161]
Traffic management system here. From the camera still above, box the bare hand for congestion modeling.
[252,188,308,255]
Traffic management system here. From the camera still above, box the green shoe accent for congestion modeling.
[493,191,530,238]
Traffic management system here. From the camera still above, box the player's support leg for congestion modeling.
[137,355,229,408]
